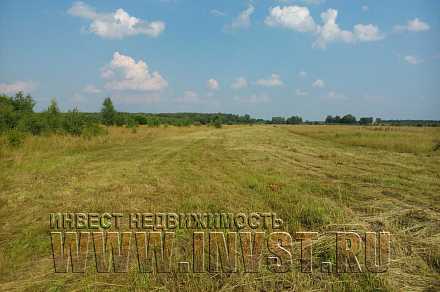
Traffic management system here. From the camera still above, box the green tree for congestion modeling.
[11,91,35,114]
[325,115,334,124]
[45,98,61,132]
[101,97,116,126]
[341,114,357,124]
[63,108,85,136]
[0,95,17,132]
[286,116,303,124]
[359,117,374,125]
[17,114,45,135]
[271,117,286,124]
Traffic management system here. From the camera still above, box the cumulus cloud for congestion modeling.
[313,9,383,48]
[353,24,383,42]
[394,18,430,33]
[313,9,355,48]
[234,94,270,104]
[312,79,325,88]
[228,4,255,29]
[265,6,316,32]
[266,6,384,49]
[207,78,220,90]
[68,1,165,39]
[83,84,101,94]
[231,77,248,89]
[0,81,37,94]
[295,89,308,96]
[404,55,423,65]
[256,74,283,87]
[101,52,168,91]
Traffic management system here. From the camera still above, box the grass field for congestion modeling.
[1,125,439,291]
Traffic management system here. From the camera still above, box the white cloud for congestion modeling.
[0,81,37,94]
[265,6,316,32]
[312,79,325,88]
[256,74,283,87]
[207,78,220,90]
[302,0,325,5]
[313,9,354,48]
[266,6,384,49]
[299,71,307,78]
[231,77,248,89]
[353,24,384,42]
[83,84,101,94]
[234,94,270,104]
[229,4,255,29]
[404,55,423,65]
[295,89,308,96]
[101,52,168,91]
[68,1,165,39]
[313,10,383,48]
[394,18,430,33]
[362,5,368,12]
[275,0,325,5]
[210,9,226,17]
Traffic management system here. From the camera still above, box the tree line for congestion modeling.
[1,92,438,145]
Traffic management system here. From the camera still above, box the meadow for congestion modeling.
[0,125,439,291]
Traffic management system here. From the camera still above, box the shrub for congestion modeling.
[11,91,35,114]
[62,108,85,136]
[433,140,440,152]
[17,114,46,135]
[101,97,116,126]
[6,130,25,147]
[45,99,62,132]
[213,120,222,128]
[114,113,127,126]
[81,123,107,139]
[0,95,18,133]
[126,117,138,133]
[134,115,148,125]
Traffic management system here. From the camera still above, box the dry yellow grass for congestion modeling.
[0,125,439,291]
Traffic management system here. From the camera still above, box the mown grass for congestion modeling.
[287,125,440,154]
[0,125,439,291]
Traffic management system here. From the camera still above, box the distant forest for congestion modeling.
[1,92,439,140]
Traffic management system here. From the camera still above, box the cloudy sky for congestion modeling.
[0,0,439,120]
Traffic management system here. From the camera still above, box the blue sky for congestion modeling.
[0,0,439,120]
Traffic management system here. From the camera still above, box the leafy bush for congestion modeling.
[44,99,62,132]
[62,108,85,136]
[81,123,107,139]
[6,130,25,147]
[134,115,148,125]
[214,120,222,128]
[114,113,127,126]
[17,114,46,135]
[0,95,18,133]
[10,91,35,114]
[101,97,116,126]
[433,140,440,152]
